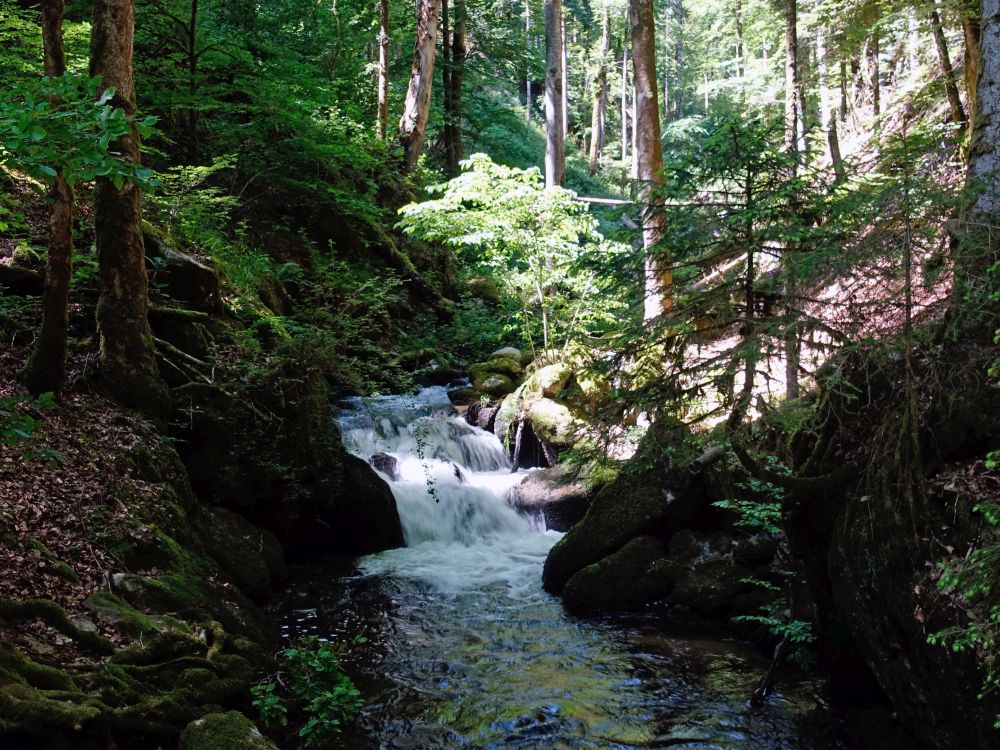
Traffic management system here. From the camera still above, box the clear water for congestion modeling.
[278,387,843,749]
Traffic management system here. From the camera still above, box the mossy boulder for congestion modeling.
[144,227,223,315]
[447,386,481,405]
[474,373,515,397]
[524,363,572,398]
[179,711,278,750]
[464,277,501,304]
[527,397,587,452]
[490,346,522,360]
[194,508,286,603]
[667,559,753,617]
[562,536,674,614]
[543,416,713,596]
[510,464,597,531]
[485,356,524,378]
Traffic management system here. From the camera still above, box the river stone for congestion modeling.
[465,276,501,304]
[179,711,278,750]
[733,533,779,568]
[490,346,522,360]
[562,536,674,614]
[475,373,515,397]
[447,386,481,405]
[524,363,572,397]
[144,227,223,314]
[486,356,524,378]
[528,397,586,452]
[194,507,286,604]
[668,559,753,617]
[510,465,594,531]
[370,452,401,480]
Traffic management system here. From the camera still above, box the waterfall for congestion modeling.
[336,387,536,547]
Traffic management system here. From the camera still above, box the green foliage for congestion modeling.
[0,73,155,190]
[399,153,627,350]
[252,637,363,747]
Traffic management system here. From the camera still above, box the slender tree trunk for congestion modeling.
[376,0,390,140]
[449,0,466,170]
[544,0,565,186]
[929,3,967,124]
[631,80,639,179]
[839,53,848,121]
[442,0,454,173]
[561,13,569,141]
[24,0,73,396]
[630,0,669,319]
[908,6,919,73]
[589,0,610,175]
[783,0,800,400]
[398,0,441,169]
[90,0,169,418]
[870,29,881,116]
[674,5,684,118]
[817,24,845,180]
[526,0,532,121]
[734,0,745,79]
[622,33,629,163]
[662,13,670,120]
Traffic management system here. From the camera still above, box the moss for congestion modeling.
[0,642,76,692]
[28,539,82,584]
[179,711,278,750]
[0,598,114,655]
[84,591,158,637]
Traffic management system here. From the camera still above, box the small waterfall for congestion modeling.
[336,387,534,547]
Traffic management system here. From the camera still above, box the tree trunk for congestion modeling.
[783,0,800,400]
[90,0,169,418]
[674,6,684,118]
[544,0,565,186]
[376,0,390,140]
[526,0,532,122]
[448,0,466,171]
[929,3,967,124]
[561,13,569,142]
[398,0,441,169]
[622,32,629,163]
[24,0,73,396]
[630,0,670,319]
[588,0,610,175]
[963,2,981,142]
[839,53,848,121]
[870,29,880,116]
[442,0,453,173]
[817,24,845,180]
[734,0,745,79]
[957,0,1000,316]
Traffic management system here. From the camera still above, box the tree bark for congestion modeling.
[588,0,610,175]
[376,0,390,140]
[734,0,745,79]
[526,0,532,122]
[398,0,441,169]
[561,13,569,141]
[24,0,73,396]
[448,0,466,171]
[929,3,967,124]
[674,5,684,118]
[630,0,670,319]
[90,0,169,418]
[442,0,453,172]
[870,29,881,116]
[817,25,845,180]
[962,1,981,141]
[544,0,565,186]
[783,0,800,400]
[622,30,629,163]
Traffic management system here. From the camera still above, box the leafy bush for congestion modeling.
[252,637,364,747]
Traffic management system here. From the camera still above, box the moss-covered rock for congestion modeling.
[667,559,753,617]
[490,346,522,360]
[562,536,674,614]
[448,386,481,405]
[523,363,571,398]
[474,372,515,397]
[179,711,278,750]
[485,356,523,378]
[194,507,286,604]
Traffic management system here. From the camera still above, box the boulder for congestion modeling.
[509,464,595,531]
[370,452,401,480]
[668,559,753,617]
[144,228,223,314]
[194,507,286,604]
[486,356,524,379]
[733,533,779,568]
[417,364,466,387]
[524,363,572,398]
[474,373,515,397]
[527,397,585,452]
[490,346,522,360]
[464,276,501,304]
[562,536,674,614]
[465,402,499,432]
[447,386,481,405]
[0,262,43,295]
[179,711,278,750]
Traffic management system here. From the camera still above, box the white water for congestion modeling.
[336,387,560,590]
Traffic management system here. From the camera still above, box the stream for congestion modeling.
[277,387,846,749]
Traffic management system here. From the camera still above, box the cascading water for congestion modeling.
[278,387,846,749]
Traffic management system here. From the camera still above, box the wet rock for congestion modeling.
[733,533,779,568]
[371,452,401,480]
[562,536,674,614]
[490,346,522,360]
[510,465,594,531]
[0,263,43,295]
[485,356,524,379]
[668,559,753,617]
[179,711,278,750]
[195,507,286,604]
[417,365,466,387]
[465,276,501,304]
[465,402,499,432]
[667,529,710,564]
[447,386,481,405]
[524,363,572,397]
[527,398,584,453]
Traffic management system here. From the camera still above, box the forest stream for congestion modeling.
[276,388,841,749]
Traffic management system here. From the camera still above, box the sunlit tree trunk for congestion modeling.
[526,0,532,122]
[588,0,610,175]
[561,13,568,141]
[963,1,981,141]
[376,0,390,140]
[24,0,74,396]
[90,0,169,418]
[621,32,629,163]
[734,0,745,79]
[544,0,565,186]
[398,0,441,169]
[448,0,466,171]
[870,29,881,116]
[630,0,670,319]
[783,0,800,400]
[817,24,845,180]
[956,0,1000,315]
[929,2,967,124]
[674,4,684,118]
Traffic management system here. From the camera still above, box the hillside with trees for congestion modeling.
[0,0,998,747]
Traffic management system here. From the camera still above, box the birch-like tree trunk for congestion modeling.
[588,0,610,175]
[629,0,670,318]
[398,0,441,169]
[544,0,565,186]
[25,0,74,396]
[783,0,800,400]
[376,0,390,140]
[90,0,169,417]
